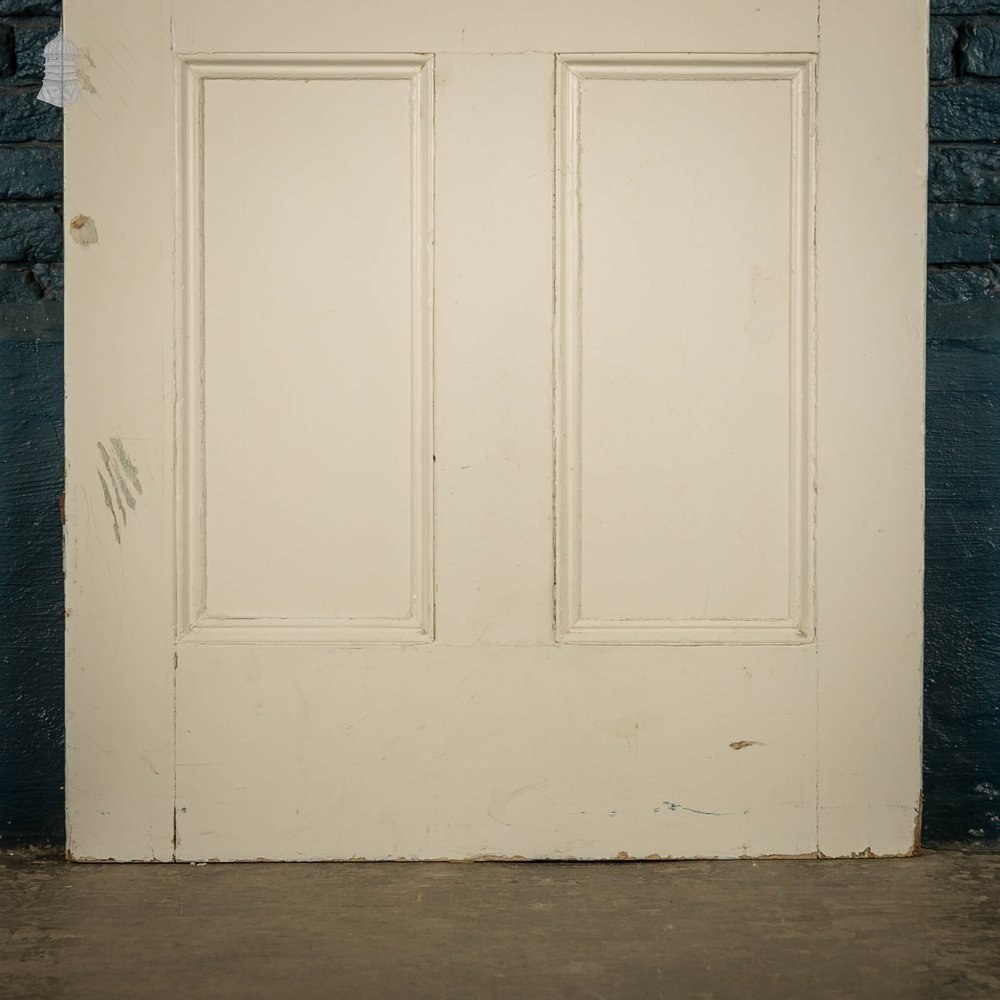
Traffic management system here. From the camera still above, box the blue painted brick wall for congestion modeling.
[927,0,1000,846]
[0,0,63,847]
[0,4,997,849]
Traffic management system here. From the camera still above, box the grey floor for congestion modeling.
[2,849,999,1000]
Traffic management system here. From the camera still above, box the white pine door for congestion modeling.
[65,0,928,861]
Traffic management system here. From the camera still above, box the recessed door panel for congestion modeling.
[556,56,815,644]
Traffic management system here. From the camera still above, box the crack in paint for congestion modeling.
[654,800,750,818]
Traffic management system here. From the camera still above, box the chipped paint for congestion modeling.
[739,852,819,861]
[70,214,98,246]
[455,855,531,863]
[912,792,924,856]
[614,852,671,862]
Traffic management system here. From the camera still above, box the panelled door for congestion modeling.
[65,0,927,861]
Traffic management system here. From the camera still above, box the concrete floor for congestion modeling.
[2,849,999,999]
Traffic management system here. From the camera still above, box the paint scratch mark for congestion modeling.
[654,800,750,818]
[77,49,99,94]
[98,441,127,527]
[487,782,545,826]
[96,439,142,542]
[729,740,766,751]
[112,461,136,510]
[111,437,143,495]
[96,468,120,544]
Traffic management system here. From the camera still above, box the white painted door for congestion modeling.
[65,0,928,861]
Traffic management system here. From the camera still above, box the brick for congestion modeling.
[933,1,1000,13]
[0,145,60,198]
[12,25,56,84]
[929,204,1000,263]
[0,299,60,340]
[0,202,61,261]
[930,82,1000,140]
[927,263,1000,341]
[0,261,60,301]
[929,296,1000,341]
[932,20,958,79]
[0,24,13,78]
[0,263,40,301]
[31,261,60,298]
[0,2,60,14]
[928,338,1000,399]
[928,265,1000,302]
[930,145,1000,203]
[0,89,60,141]
[960,20,1000,76]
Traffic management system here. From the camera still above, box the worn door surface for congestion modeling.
[65,0,928,861]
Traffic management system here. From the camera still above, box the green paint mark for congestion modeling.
[112,462,136,510]
[97,441,126,528]
[96,467,120,544]
[110,437,142,496]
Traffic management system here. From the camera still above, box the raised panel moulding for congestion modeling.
[554,54,816,645]
[175,54,434,644]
